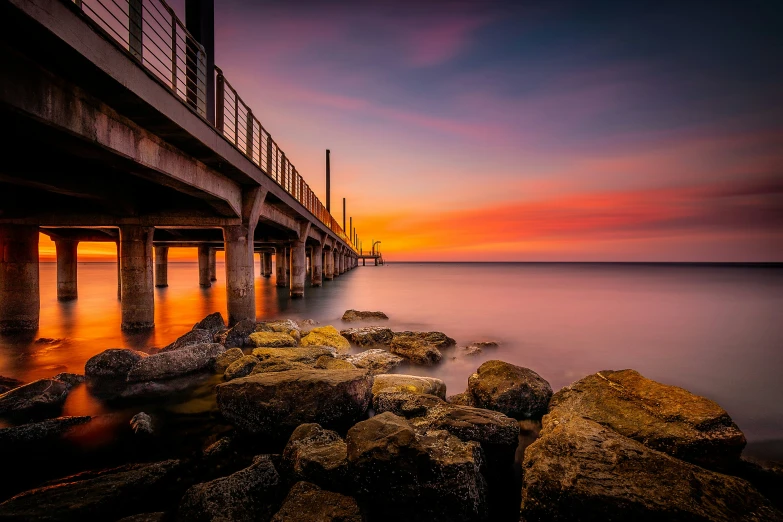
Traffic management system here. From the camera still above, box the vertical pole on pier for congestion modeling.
[55,239,78,300]
[186,0,215,124]
[119,226,155,330]
[209,248,217,281]
[326,150,331,213]
[155,246,169,288]
[246,109,254,159]
[349,217,352,245]
[129,0,143,60]
[311,244,323,287]
[343,198,346,234]
[198,245,211,287]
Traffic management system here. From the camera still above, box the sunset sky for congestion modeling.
[44,0,783,262]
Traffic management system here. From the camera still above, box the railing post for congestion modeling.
[266,133,273,176]
[233,93,239,146]
[246,109,254,159]
[170,14,177,90]
[129,0,143,60]
[215,69,224,134]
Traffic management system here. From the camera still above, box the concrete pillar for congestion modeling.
[262,252,272,277]
[154,245,169,287]
[55,239,78,300]
[223,225,255,325]
[290,240,306,298]
[311,244,323,287]
[324,249,334,280]
[276,247,289,287]
[119,225,154,330]
[209,248,217,281]
[198,245,211,287]
[0,225,39,331]
[116,241,122,300]
[333,251,340,277]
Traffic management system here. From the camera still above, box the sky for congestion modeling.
[42,0,783,261]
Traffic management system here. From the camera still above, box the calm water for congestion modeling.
[1,261,782,458]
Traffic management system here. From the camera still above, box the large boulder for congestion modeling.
[549,369,747,470]
[0,378,72,414]
[0,376,24,394]
[257,319,300,334]
[0,460,184,521]
[251,347,335,366]
[52,373,84,388]
[251,360,311,375]
[300,326,351,353]
[282,424,348,489]
[467,360,552,419]
[215,319,256,348]
[126,343,225,382]
[85,349,147,383]
[216,369,372,438]
[224,356,260,381]
[393,331,456,349]
[248,332,297,348]
[520,415,782,522]
[0,416,91,446]
[270,482,361,522]
[372,374,447,399]
[192,312,226,334]
[389,336,443,365]
[214,348,244,374]
[341,310,389,322]
[160,329,213,353]
[176,455,281,522]
[339,327,394,346]
[345,349,403,375]
[314,356,356,370]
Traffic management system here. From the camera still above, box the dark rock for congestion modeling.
[177,455,280,522]
[117,373,212,399]
[192,312,226,334]
[735,458,783,511]
[447,391,477,407]
[216,369,372,439]
[270,481,361,522]
[339,326,394,346]
[224,356,260,381]
[214,348,244,374]
[0,416,91,446]
[389,335,443,365]
[341,309,389,322]
[215,319,256,348]
[520,415,782,522]
[52,373,84,387]
[130,412,153,435]
[85,349,147,383]
[548,369,747,470]
[345,349,403,375]
[467,360,552,419]
[372,392,445,417]
[160,329,214,353]
[116,513,166,522]
[33,337,61,345]
[372,374,446,398]
[0,378,72,414]
[393,330,456,349]
[0,376,24,394]
[282,424,348,490]
[126,343,225,382]
[464,342,498,356]
[314,355,355,370]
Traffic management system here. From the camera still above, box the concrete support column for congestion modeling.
[198,245,211,287]
[290,240,306,298]
[116,241,122,300]
[209,248,217,281]
[119,225,155,330]
[154,246,169,288]
[276,247,289,287]
[333,251,340,277]
[324,249,334,280]
[55,239,78,300]
[262,252,272,277]
[223,225,255,325]
[311,244,323,287]
[0,225,39,331]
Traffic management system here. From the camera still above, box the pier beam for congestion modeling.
[262,252,272,278]
[209,248,217,281]
[290,240,306,298]
[324,249,334,281]
[55,239,78,300]
[276,247,289,287]
[223,225,255,325]
[311,244,323,287]
[119,225,154,330]
[198,245,211,287]
[0,225,39,331]
[154,245,169,287]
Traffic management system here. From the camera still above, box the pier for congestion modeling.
[0,0,365,331]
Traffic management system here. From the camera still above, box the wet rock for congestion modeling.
[300,326,351,353]
[203,436,233,458]
[345,349,404,375]
[341,309,389,322]
[0,459,184,521]
[389,335,443,365]
[467,360,552,419]
[339,326,394,346]
[215,319,256,348]
[118,373,212,399]
[192,312,226,334]
[251,347,335,365]
[85,348,147,383]
[0,376,24,394]
[373,391,445,417]
[214,348,244,374]
[250,360,311,375]
[160,329,214,353]
[0,416,91,446]
[447,391,477,407]
[248,332,297,348]
[314,356,355,370]
[549,369,747,470]
[126,343,225,382]
[116,513,166,522]
[520,415,782,522]
[270,481,361,522]
[0,378,72,414]
[216,369,372,439]
[282,423,348,489]
[393,330,456,349]
[130,412,153,435]
[464,341,498,356]
[372,374,447,398]
[224,356,260,381]
[257,319,300,334]
[52,372,85,387]
[177,455,280,522]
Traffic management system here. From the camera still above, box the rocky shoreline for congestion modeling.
[0,311,781,521]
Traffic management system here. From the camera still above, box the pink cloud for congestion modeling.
[405,17,487,67]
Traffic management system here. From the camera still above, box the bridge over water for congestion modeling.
[0,0,370,331]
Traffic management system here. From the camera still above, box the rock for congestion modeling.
[282,424,348,489]
[257,319,301,334]
[447,391,477,407]
[520,415,782,522]
[372,374,447,398]
[192,312,226,334]
[126,343,226,382]
[215,319,256,348]
[464,342,498,356]
[392,330,456,349]
[33,337,61,345]
[0,376,24,394]
[314,356,355,370]
[467,360,552,419]
[0,378,72,414]
[0,416,91,446]
[116,513,166,522]
[52,373,85,387]
[216,369,372,438]
[345,349,404,375]
[300,326,351,353]
[389,335,443,365]
[117,373,212,399]
[251,347,335,365]
[548,369,747,470]
[160,329,214,353]
[339,327,394,346]
[213,348,245,373]
[224,356,260,381]
[250,360,311,375]
[85,349,147,383]
[0,460,184,521]
[373,392,445,417]
[177,455,280,522]
[203,436,233,458]
[341,309,389,322]
[270,481,361,522]
[248,332,297,348]
[130,412,153,435]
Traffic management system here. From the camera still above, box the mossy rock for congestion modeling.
[315,356,356,370]
[300,326,351,353]
[249,331,297,348]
